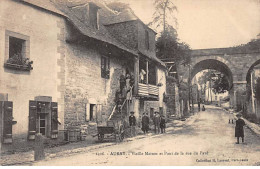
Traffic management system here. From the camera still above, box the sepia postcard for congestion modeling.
[0,0,260,166]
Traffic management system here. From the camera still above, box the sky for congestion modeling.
[119,0,260,49]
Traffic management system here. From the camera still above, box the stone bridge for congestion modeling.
[178,48,260,109]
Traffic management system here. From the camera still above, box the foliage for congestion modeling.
[178,81,189,101]
[198,70,229,94]
[6,54,33,67]
[232,38,260,52]
[148,0,178,32]
[211,73,229,93]
[156,25,191,65]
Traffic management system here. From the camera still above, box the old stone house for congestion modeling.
[0,0,167,152]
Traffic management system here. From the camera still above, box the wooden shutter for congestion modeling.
[51,102,58,139]
[86,103,90,121]
[28,100,37,140]
[97,104,102,122]
[93,105,97,122]
[0,102,3,143]
[3,101,13,143]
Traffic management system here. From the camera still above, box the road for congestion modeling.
[34,107,260,166]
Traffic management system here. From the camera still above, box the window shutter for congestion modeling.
[0,101,3,143]
[86,103,90,121]
[97,104,102,121]
[107,57,110,78]
[28,100,37,140]
[51,102,58,139]
[93,105,97,121]
[3,101,13,143]
[101,57,105,78]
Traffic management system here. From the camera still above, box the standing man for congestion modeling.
[141,113,150,134]
[129,111,136,137]
[160,115,166,133]
[235,113,246,144]
[153,112,161,134]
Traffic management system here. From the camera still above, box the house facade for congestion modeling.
[1,0,167,152]
[0,0,66,151]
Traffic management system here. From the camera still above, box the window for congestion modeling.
[9,37,25,59]
[101,56,110,79]
[86,103,96,122]
[145,30,149,50]
[5,30,32,71]
[90,104,96,121]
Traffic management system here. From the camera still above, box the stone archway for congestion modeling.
[178,56,234,108]
[176,48,260,110]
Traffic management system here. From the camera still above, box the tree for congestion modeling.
[198,70,229,103]
[156,25,191,65]
[149,0,178,33]
[212,73,229,94]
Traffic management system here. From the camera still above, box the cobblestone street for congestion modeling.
[28,106,260,166]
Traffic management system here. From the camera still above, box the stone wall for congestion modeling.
[64,37,134,129]
[105,21,138,50]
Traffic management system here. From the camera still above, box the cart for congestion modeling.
[93,100,128,142]
[96,121,125,142]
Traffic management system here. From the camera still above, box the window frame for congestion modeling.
[101,56,110,79]
[5,30,30,62]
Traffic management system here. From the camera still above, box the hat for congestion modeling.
[130,111,134,114]
[236,113,242,117]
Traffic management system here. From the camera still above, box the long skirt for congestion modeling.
[235,127,244,137]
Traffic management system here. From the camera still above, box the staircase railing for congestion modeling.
[108,86,133,121]
[108,105,117,121]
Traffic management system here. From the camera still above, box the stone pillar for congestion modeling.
[134,56,139,95]
[233,82,247,111]
[34,133,45,161]
[175,85,181,117]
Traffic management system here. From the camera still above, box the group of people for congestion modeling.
[128,111,166,136]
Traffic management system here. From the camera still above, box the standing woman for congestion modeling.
[235,113,246,144]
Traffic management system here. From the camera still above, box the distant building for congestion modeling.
[204,81,229,105]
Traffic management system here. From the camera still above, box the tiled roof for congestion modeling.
[18,0,164,67]
[52,0,138,56]
[20,0,65,16]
